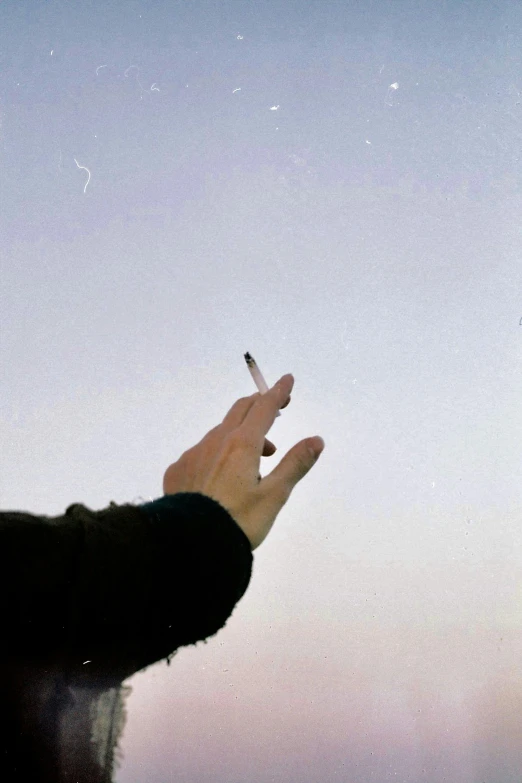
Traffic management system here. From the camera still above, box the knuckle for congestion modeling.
[227,429,249,449]
[223,429,242,452]
[229,430,258,457]
[177,448,192,466]
[227,396,256,418]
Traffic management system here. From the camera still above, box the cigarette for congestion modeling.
[244,352,281,417]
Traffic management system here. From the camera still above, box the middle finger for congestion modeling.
[239,374,295,450]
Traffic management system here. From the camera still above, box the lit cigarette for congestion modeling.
[244,352,281,417]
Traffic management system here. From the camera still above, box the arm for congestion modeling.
[0,493,253,682]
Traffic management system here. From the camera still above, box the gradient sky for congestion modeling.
[2,1,522,781]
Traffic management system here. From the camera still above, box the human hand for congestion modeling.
[162,375,324,550]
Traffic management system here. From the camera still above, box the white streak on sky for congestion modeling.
[96,65,107,75]
[73,158,91,194]
[385,82,399,106]
[125,65,159,97]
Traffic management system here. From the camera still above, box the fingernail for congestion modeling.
[308,436,325,458]
[274,373,293,388]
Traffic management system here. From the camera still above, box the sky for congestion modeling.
[1,0,522,780]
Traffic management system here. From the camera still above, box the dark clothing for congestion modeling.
[0,493,253,782]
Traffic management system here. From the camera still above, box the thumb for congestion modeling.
[265,436,325,499]
[307,436,325,460]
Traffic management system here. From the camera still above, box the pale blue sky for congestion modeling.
[1,1,522,780]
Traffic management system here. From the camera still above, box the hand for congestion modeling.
[253,388,292,458]
[162,375,324,550]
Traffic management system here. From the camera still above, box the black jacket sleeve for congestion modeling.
[0,492,253,684]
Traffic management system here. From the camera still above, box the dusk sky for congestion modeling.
[2,1,522,780]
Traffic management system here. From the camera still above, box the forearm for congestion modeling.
[0,493,253,680]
